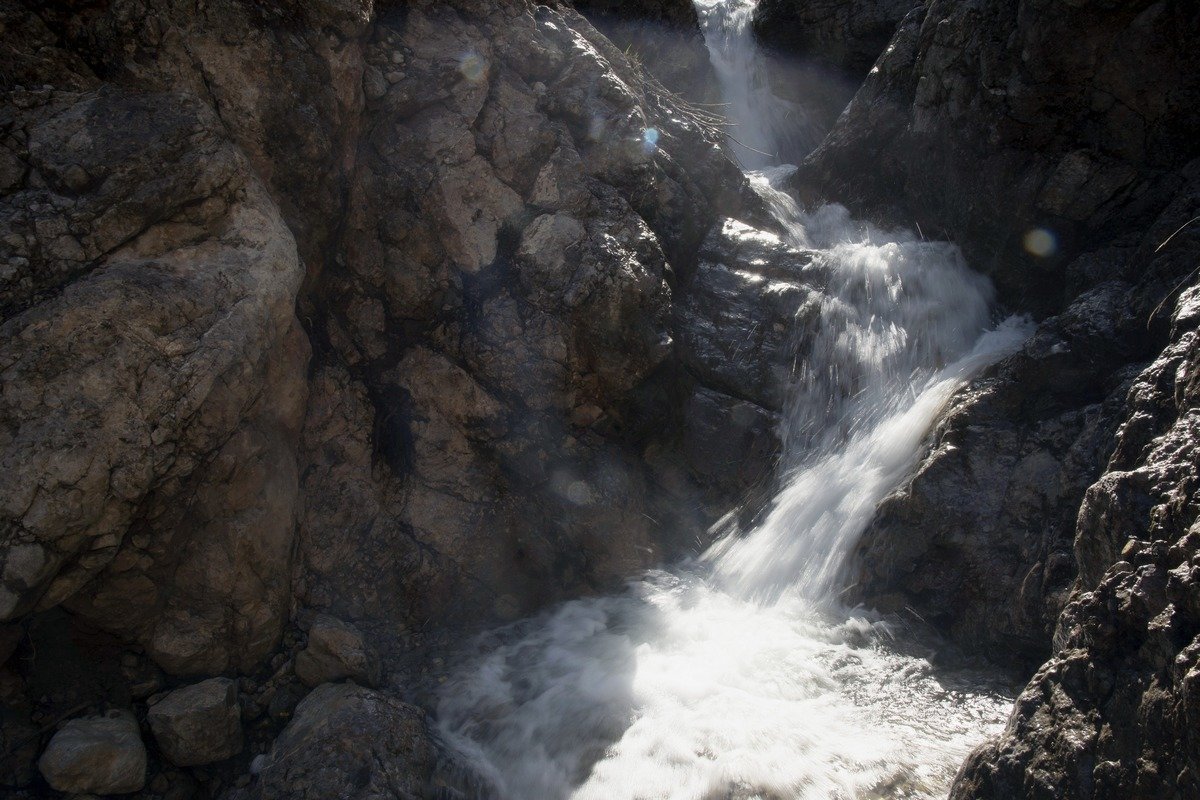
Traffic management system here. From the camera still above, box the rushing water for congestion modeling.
[436,2,1030,797]
[692,0,822,166]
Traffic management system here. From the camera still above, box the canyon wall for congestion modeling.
[782,0,1200,796]
[0,0,804,793]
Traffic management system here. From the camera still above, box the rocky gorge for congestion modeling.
[0,0,1197,798]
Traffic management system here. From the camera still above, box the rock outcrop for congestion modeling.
[853,169,1200,669]
[782,0,1200,794]
[232,683,441,800]
[800,0,1200,314]
[147,677,244,767]
[37,710,146,795]
[953,272,1200,799]
[0,0,805,792]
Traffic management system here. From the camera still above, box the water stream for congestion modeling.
[436,3,1031,797]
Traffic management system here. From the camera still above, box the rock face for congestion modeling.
[851,222,1190,668]
[574,0,720,104]
[37,710,146,794]
[0,85,308,676]
[786,0,1200,794]
[0,0,809,749]
[291,0,766,642]
[800,0,1200,314]
[237,683,440,800]
[753,0,923,77]
[294,615,382,688]
[953,274,1200,799]
[147,677,243,767]
[673,219,822,499]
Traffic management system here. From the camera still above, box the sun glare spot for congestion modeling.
[458,51,487,83]
[1023,227,1057,258]
[642,127,660,154]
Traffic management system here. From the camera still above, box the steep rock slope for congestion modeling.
[753,0,922,78]
[784,0,1200,795]
[801,0,1200,313]
[0,0,813,793]
[793,0,1200,661]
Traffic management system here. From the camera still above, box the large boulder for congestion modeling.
[239,683,439,800]
[147,677,243,767]
[37,710,146,794]
[293,615,381,688]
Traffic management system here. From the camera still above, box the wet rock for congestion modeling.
[147,678,243,767]
[950,183,1200,797]
[293,615,381,688]
[753,0,922,77]
[800,0,1200,315]
[37,710,146,794]
[675,218,820,412]
[237,683,438,800]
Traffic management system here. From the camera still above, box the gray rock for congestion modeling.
[147,677,243,767]
[37,710,146,795]
[294,615,382,688]
[753,0,922,77]
[241,683,438,800]
[675,218,821,412]
[799,0,1200,316]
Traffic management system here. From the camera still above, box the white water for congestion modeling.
[692,0,819,167]
[436,2,1031,797]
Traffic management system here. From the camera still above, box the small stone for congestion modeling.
[62,164,90,192]
[147,678,243,766]
[38,710,146,794]
[362,65,387,100]
[294,615,382,688]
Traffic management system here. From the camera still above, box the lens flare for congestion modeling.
[641,127,660,154]
[458,51,487,83]
[1023,227,1057,257]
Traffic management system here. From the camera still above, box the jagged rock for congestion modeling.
[234,683,439,800]
[852,280,1141,667]
[293,615,381,688]
[147,677,243,767]
[952,276,1200,799]
[676,218,821,412]
[0,0,762,676]
[800,0,1200,315]
[37,710,146,795]
[753,0,922,77]
[291,0,754,640]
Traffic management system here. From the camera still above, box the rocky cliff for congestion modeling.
[0,0,808,794]
[786,0,1200,797]
[1,0,1198,797]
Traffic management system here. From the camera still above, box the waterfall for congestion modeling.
[436,2,1031,797]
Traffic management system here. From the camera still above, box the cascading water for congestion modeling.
[692,0,822,166]
[436,2,1032,797]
